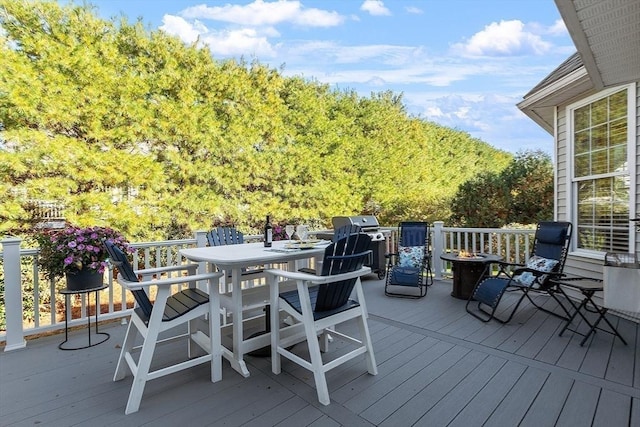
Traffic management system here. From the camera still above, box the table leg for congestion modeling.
[230,267,250,377]
[558,295,591,337]
[208,269,222,382]
[579,296,628,346]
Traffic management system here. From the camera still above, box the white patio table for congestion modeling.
[180,240,328,377]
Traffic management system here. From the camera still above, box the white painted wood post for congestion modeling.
[433,221,444,280]
[2,237,27,351]
[193,229,209,283]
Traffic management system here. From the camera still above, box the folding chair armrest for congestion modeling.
[496,260,524,269]
[134,264,199,278]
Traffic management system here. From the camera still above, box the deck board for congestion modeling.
[1,277,638,426]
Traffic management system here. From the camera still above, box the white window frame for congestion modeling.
[565,83,637,258]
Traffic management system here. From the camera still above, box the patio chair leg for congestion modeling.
[306,321,330,406]
[113,319,137,381]
[524,290,570,320]
[124,328,159,415]
[357,314,377,375]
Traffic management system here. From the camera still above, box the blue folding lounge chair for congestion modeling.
[265,233,377,406]
[466,221,573,323]
[385,221,433,298]
[104,240,222,414]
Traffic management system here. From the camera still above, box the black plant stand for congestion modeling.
[58,284,110,350]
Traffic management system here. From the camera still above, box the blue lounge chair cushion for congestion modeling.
[398,245,424,268]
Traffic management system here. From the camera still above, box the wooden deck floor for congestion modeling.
[1,277,639,426]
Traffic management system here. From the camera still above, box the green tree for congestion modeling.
[1,0,512,241]
[449,150,553,227]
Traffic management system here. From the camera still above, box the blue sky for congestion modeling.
[80,0,577,154]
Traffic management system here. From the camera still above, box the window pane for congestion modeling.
[576,177,629,251]
[592,124,607,150]
[610,145,627,173]
[575,153,590,177]
[591,149,607,174]
[575,105,590,131]
[575,130,590,154]
[609,90,627,120]
[591,97,608,125]
[610,119,627,145]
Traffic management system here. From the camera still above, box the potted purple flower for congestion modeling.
[35,225,132,290]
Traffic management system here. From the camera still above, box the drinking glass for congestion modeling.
[285,225,295,242]
[296,225,309,241]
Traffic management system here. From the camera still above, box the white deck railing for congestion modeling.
[0,222,536,351]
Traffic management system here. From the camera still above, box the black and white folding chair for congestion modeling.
[466,221,573,323]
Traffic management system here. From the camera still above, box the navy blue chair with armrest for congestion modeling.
[385,221,433,298]
[266,233,377,406]
[466,221,573,323]
[104,240,223,414]
[298,224,362,275]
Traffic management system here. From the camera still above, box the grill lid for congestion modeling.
[332,215,380,231]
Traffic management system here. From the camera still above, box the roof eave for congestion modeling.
[517,67,592,134]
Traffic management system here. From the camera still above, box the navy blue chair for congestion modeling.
[265,233,377,405]
[104,240,222,414]
[385,221,433,298]
[206,226,244,246]
[298,224,363,275]
[466,221,573,323]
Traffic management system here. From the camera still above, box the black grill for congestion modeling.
[316,216,388,279]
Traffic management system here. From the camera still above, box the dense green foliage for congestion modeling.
[449,150,554,227]
[0,0,516,240]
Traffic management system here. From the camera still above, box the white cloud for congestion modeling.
[404,92,553,152]
[200,28,277,57]
[548,19,568,36]
[452,20,552,57]
[160,16,277,57]
[180,0,344,27]
[360,0,391,16]
[405,6,423,15]
[160,15,207,44]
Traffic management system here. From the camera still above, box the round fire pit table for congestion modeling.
[440,252,503,299]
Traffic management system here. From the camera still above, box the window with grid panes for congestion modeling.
[572,88,629,252]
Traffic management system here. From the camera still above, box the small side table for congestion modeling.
[59,284,110,350]
[553,277,627,347]
[440,253,503,299]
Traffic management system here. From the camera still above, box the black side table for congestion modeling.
[553,277,627,347]
[59,284,110,350]
[440,253,503,299]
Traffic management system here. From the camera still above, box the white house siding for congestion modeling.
[556,82,640,279]
[556,107,568,221]
[635,81,640,255]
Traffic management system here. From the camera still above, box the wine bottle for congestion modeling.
[264,215,273,247]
